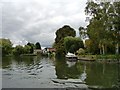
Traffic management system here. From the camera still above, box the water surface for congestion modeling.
[2,56,120,88]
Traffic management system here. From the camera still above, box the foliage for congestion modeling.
[55,25,76,43]
[76,48,85,55]
[12,45,24,56]
[54,25,76,55]
[64,36,84,53]
[79,26,87,40]
[24,45,31,54]
[0,38,12,56]
[27,42,35,53]
[85,39,99,54]
[84,1,120,54]
[35,42,41,49]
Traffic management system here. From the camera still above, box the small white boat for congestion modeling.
[65,52,78,61]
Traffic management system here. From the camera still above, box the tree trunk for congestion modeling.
[116,43,119,54]
[100,47,102,55]
[102,44,105,55]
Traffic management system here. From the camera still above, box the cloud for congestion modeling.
[2,0,88,47]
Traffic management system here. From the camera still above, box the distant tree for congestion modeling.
[24,45,31,54]
[54,25,76,55]
[64,36,84,53]
[0,38,12,56]
[35,42,41,49]
[27,42,34,53]
[12,45,24,56]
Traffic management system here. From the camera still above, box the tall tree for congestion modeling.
[35,42,41,49]
[27,42,34,53]
[85,1,120,54]
[54,25,76,55]
[79,26,87,40]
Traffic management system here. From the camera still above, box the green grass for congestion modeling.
[96,54,120,60]
[78,54,120,60]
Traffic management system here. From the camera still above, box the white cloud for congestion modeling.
[2,0,88,47]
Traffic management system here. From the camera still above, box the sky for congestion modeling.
[1,0,88,47]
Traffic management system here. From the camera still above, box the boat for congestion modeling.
[65,52,78,61]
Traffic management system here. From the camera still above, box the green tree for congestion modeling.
[85,39,99,54]
[27,42,34,53]
[35,42,41,49]
[64,36,84,53]
[85,1,120,54]
[12,45,24,56]
[24,45,31,54]
[79,26,87,40]
[54,25,76,55]
[0,38,12,56]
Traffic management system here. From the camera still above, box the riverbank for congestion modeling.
[77,54,120,63]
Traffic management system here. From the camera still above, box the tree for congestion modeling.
[79,26,88,40]
[64,36,84,53]
[35,42,41,49]
[109,2,120,54]
[85,39,99,54]
[12,45,24,56]
[27,42,34,53]
[24,45,31,54]
[55,25,76,43]
[54,25,76,55]
[0,38,12,56]
[85,1,120,54]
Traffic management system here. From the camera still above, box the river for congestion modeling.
[2,56,120,89]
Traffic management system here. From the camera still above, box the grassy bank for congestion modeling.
[78,54,120,61]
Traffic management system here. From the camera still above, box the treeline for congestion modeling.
[53,0,120,56]
[81,1,120,55]
[0,38,41,56]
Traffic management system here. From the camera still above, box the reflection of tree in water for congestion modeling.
[55,57,84,79]
[2,56,12,69]
[85,62,118,88]
[2,56,42,69]
[117,63,120,88]
[118,63,120,88]
[113,62,120,89]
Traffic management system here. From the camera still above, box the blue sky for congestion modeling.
[1,0,88,47]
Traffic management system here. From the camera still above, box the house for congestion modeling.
[47,48,56,53]
[34,49,42,54]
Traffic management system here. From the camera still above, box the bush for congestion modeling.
[76,48,85,55]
